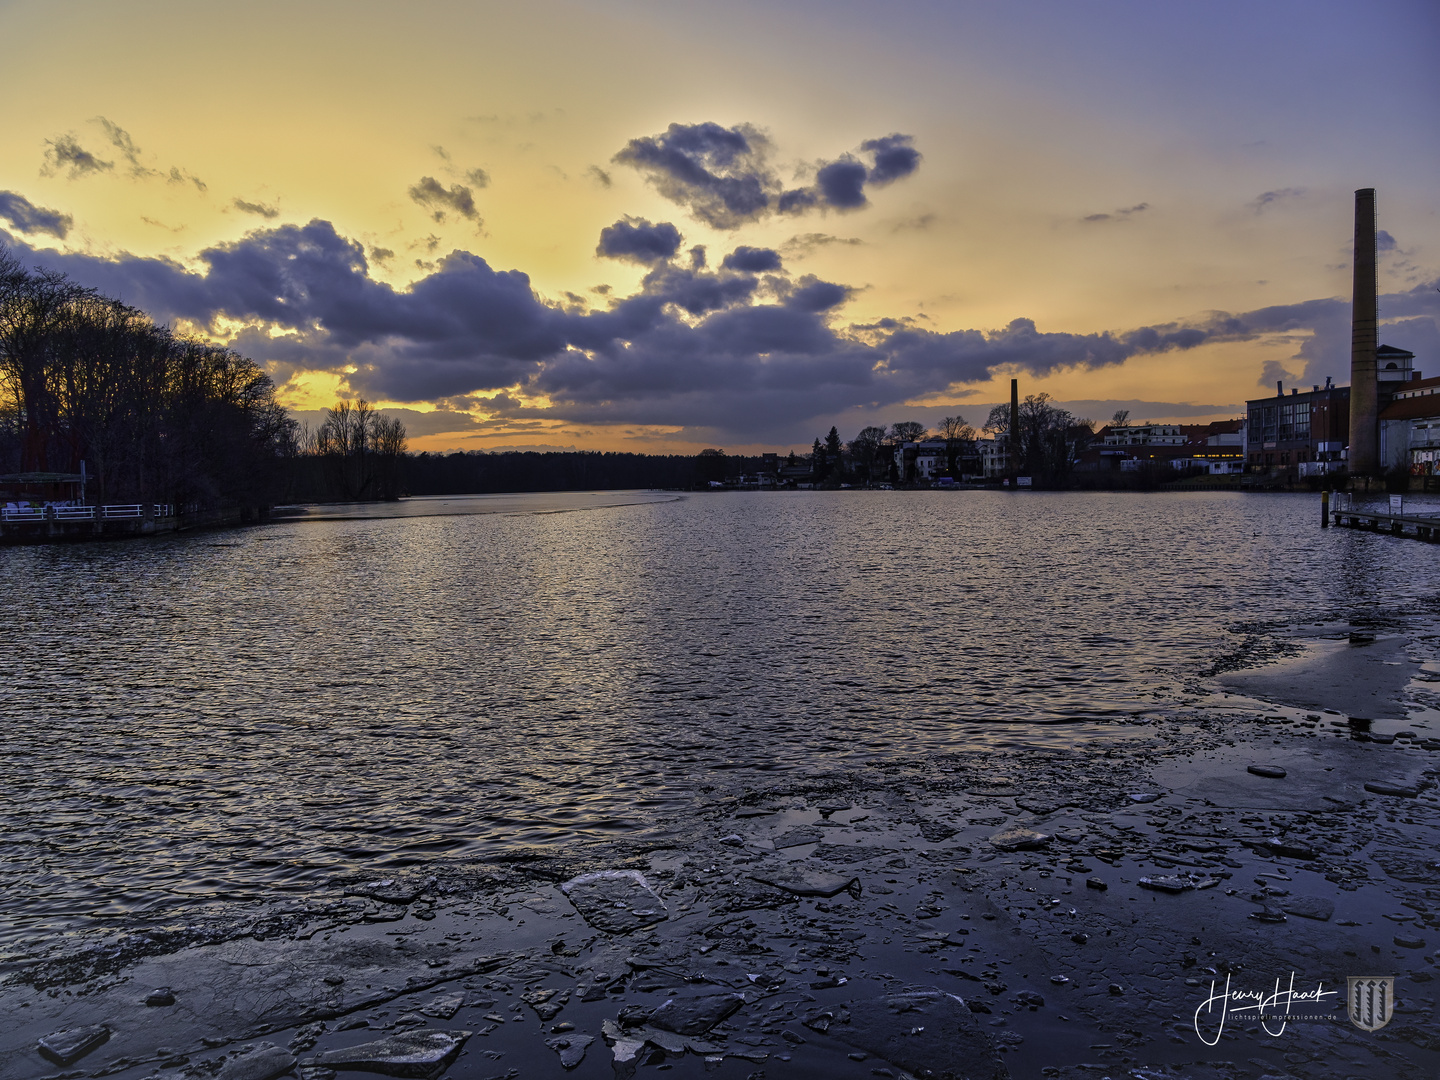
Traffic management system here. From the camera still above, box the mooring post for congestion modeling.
[1321,489,1329,528]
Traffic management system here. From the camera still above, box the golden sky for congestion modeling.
[2,0,1436,452]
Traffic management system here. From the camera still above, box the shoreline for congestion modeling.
[3,646,1438,1080]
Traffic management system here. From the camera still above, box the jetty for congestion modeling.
[1327,491,1440,541]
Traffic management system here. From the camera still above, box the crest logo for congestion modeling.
[1346,976,1396,1032]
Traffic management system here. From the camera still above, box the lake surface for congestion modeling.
[3,489,1436,950]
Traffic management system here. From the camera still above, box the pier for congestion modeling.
[1,503,179,542]
[1328,492,1440,541]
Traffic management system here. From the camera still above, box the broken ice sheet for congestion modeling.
[560,870,668,934]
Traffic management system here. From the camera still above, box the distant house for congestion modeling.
[1099,423,1185,447]
[893,440,952,482]
[976,438,1006,478]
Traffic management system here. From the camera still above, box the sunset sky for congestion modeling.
[2,0,1437,453]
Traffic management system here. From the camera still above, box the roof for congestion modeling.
[1378,343,1416,360]
[1380,396,1440,422]
[0,472,83,483]
[1390,375,1440,397]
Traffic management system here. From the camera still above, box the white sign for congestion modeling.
[1016,476,1033,487]
[1389,495,1404,513]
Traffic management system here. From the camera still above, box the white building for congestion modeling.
[1102,423,1185,446]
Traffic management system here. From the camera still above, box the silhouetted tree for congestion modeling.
[938,414,976,478]
[850,425,888,483]
[0,246,295,509]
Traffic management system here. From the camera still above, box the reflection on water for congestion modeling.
[2,489,1435,945]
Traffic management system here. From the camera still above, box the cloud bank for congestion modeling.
[3,176,1434,443]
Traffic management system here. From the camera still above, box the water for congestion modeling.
[2,489,1436,950]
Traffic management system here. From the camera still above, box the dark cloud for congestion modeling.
[233,198,279,219]
[784,275,849,312]
[41,135,113,178]
[586,165,612,188]
[861,134,922,184]
[614,122,776,230]
[781,134,922,216]
[720,246,782,273]
[0,191,72,238]
[615,123,921,228]
[814,158,869,209]
[465,168,491,188]
[595,217,683,264]
[6,218,1434,445]
[408,177,481,223]
[1377,229,1397,253]
[635,263,759,316]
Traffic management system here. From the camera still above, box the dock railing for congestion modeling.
[1330,495,1440,541]
[1,503,174,522]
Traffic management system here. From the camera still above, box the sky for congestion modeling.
[1,0,1437,454]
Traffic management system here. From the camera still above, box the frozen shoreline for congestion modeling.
[3,643,1439,1080]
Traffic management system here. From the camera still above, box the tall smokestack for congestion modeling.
[1009,377,1020,473]
[1349,188,1379,475]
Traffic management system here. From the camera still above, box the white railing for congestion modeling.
[1,504,174,523]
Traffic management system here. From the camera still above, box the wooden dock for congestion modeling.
[1331,505,1440,541]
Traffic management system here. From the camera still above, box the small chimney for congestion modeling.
[1325,375,1332,390]
[1291,388,1298,396]
[1277,381,1284,397]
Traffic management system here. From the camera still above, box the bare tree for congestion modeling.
[0,245,296,508]
[938,414,976,479]
[889,420,927,444]
[849,425,888,483]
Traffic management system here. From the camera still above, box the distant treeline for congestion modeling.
[394,449,777,497]
[0,248,292,508]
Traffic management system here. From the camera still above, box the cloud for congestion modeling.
[595,216,683,264]
[1252,187,1305,211]
[0,191,72,238]
[1082,203,1149,224]
[720,246,782,272]
[1377,229,1397,253]
[614,123,921,228]
[861,134,922,184]
[614,122,776,230]
[465,168,490,188]
[780,233,863,256]
[408,177,481,223]
[40,135,113,179]
[40,121,207,190]
[168,167,207,193]
[233,198,279,219]
[96,117,149,177]
[585,165,612,188]
[783,275,848,312]
[6,218,1434,444]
